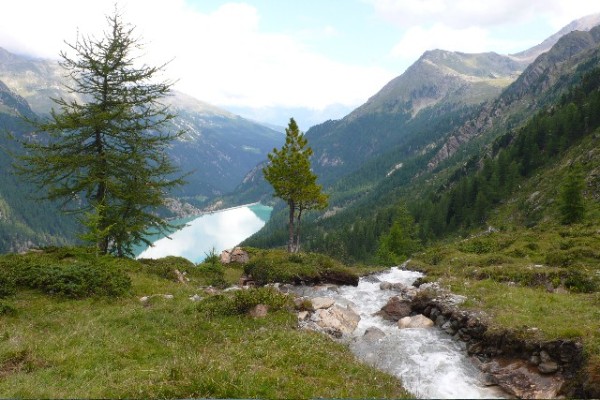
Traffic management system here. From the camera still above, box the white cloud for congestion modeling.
[370,0,600,65]
[0,0,394,113]
[2,0,599,120]
[366,0,600,29]
[390,24,490,61]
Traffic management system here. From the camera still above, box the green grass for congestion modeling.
[0,249,408,399]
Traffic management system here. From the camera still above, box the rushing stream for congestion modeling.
[291,267,507,399]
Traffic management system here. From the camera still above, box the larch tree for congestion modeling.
[263,118,328,253]
[17,10,184,256]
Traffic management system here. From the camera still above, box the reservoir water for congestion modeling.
[136,203,272,263]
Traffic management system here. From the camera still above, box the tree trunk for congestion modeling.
[294,206,303,253]
[287,200,296,253]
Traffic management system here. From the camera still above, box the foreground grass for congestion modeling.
[0,251,407,399]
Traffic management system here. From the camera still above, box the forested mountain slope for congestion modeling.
[244,21,600,262]
[0,81,79,252]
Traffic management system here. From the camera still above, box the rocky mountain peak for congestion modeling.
[511,12,600,63]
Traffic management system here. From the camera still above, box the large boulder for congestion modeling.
[314,304,361,335]
[375,296,412,321]
[481,359,564,399]
[220,247,249,264]
[398,314,434,329]
[310,297,335,310]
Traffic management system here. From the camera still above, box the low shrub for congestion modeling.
[545,251,574,267]
[563,269,599,293]
[197,249,227,288]
[197,287,292,318]
[17,262,131,298]
[0,302,17,316]
[138,256,196,281]
[0,269,16,298]
[459,237,497,254]
[1,253,131,299]
[243,250,358,286]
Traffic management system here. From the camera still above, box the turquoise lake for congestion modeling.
[136,203,272,263]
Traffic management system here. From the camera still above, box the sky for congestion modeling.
[2,0,600,129]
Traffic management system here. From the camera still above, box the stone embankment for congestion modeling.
[287,274,593,399]
[399,281,591,399]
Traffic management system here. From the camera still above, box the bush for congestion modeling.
[244,250,358,286]
[197,287,292,318]
[138,256,196,281]
[545,251,574,267]
[0,269,16,298]
[563,269,599,293]
[459,238,496,254]
[11,261,131,298]
[197,249,227,288]
[0,302,17,316]
[0,249,132,299]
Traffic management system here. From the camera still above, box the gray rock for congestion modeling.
[435,315,447,327]
[392,282,408,291]
[363,275,381,283]
[529,355,541,365]
[310,297,335,310]
[540,350,552,363]
[538,361,559,374]
[363,326,386,341]
[374,296,411,321]
[249,304,269,318]
[379,281,393,290]
[189,294,203,302]
[314,304,361,335]
[398,314,434,329]
[297,311,309,321]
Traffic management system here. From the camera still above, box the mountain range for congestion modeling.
[2,12,600,254]
[0,47,284,251]
[240,12,600,259]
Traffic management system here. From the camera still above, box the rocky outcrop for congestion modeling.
[478,359,565,399]
[220,247,249,264]
[295,295,361,338]
[310,297,336,310]
[313,304,361,336]
[248,304,269,318]
[374,296,412,321]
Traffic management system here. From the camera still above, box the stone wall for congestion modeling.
[409,292,596,398]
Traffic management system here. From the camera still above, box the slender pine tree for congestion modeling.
[263,118,328,253]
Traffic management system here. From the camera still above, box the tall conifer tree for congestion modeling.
[263,118,328,253]
[18,10,183,256]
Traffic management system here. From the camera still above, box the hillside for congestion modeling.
[243,18,600,261]
[0,81,79,253]
[0,248,407,398]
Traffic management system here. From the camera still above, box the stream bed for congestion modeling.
[289,267,507,399]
